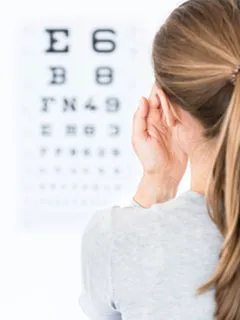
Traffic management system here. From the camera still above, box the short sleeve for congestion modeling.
[79,207,122,320]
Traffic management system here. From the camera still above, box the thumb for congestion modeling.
[132,96,150,141]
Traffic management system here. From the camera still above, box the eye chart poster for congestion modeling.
[16,19,154,228]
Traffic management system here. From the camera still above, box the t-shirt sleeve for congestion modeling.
[79,207,122,320]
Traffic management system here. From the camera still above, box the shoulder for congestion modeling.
[110,193,221,248]
[81,203,147,243]
[82,194,190,241]
[111,195,190,233]
[82,192,218,253]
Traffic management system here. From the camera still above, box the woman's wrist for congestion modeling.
[133,172,178,208]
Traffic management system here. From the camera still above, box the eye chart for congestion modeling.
[16,19,154,228]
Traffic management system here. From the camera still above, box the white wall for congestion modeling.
[0,0,187,319]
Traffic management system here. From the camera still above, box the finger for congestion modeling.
[149,85,161,109]
[132,96,150,141]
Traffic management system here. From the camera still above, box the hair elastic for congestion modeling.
[231,64,240,85]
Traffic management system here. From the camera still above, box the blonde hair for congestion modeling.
[152,0,240,319]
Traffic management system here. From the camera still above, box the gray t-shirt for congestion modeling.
[79,190,223,320]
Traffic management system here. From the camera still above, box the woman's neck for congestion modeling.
[189,141,217,197]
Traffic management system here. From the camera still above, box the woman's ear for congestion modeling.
[154,85,177,127]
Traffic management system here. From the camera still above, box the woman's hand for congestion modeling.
[132,92,188,207]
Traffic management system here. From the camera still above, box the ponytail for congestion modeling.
[196,74,240,320]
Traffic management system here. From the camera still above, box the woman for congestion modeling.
[79,0,240,319]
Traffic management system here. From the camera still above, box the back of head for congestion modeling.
[152,1,240,319]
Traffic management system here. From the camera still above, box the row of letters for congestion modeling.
[40,124,120,136]
[39,147,121,156]
[40,96,120,112]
